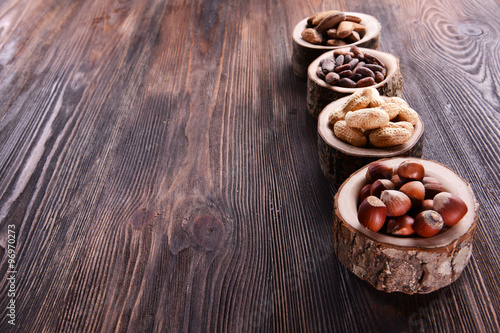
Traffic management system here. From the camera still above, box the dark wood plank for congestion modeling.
[0,0,499,332]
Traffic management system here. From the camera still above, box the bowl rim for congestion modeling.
[334,157,479,249]
[292,12,381,50]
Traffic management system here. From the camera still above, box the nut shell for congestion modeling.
[368,126,412,148]
[433,192,468,226]
[413,210,444,237]
[357,196,387,232]
[345,108,390,130]
[301,28,323,44]
[359,183,372,204]
[422,176,444,199]
[366,161,393,182]
[386,215,415,236]
[316,12,347,33]
[370,179,395,198]
[397,160,425,182]
[380,190,412,217]
[399,181,425,208]
[421,199,434,211]
[391,173,403,189]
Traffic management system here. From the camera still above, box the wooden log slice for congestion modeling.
[292,12,381,79]
[333,157,479,294]
[317,96,424,187]
[307,48,402,118]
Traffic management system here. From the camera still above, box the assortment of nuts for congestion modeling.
[328,88,419,148]
[316,46,386,88]
[302,11,366,47]
[357,160,468,237]
[303,12,473,239]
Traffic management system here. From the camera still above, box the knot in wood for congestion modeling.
[131,209,155,229]
[192,214,225,251]
[459,23,483,37]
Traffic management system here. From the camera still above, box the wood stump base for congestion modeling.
[333,158,479,294]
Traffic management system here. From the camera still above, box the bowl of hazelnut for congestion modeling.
[317,88,424,187]
[292,11,381,79]
[308,46,402,118]
[333,157,479,294]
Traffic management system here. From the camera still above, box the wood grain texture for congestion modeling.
[0,0,499,332]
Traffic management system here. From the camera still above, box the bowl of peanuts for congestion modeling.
[292,11,381,79]
[317,88,424,186]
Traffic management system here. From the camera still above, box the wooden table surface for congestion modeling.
[1,0,499,332]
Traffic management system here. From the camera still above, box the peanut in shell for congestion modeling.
[369,126,412,147]
[345,108,390,130]
[334,120,367,147]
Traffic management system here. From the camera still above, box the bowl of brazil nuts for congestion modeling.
[292,11,381,79]
[333,157,479,294]
[307,46,402,118]
[317,88,424,187]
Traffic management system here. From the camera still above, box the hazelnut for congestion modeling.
[359,183,372,204]
[397,160,425,183]
[358,196,387,232]
[391,173,403,189]
[433,192,468,226]
[366,161,393,182]
[413,210,444,237]
[386,215,415,236]
[421,199,434,211]
[380,190,412,217]
[399,181,425,208]
[410,198,433,217]
[422,176,444,199]
[370,179,395,198]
